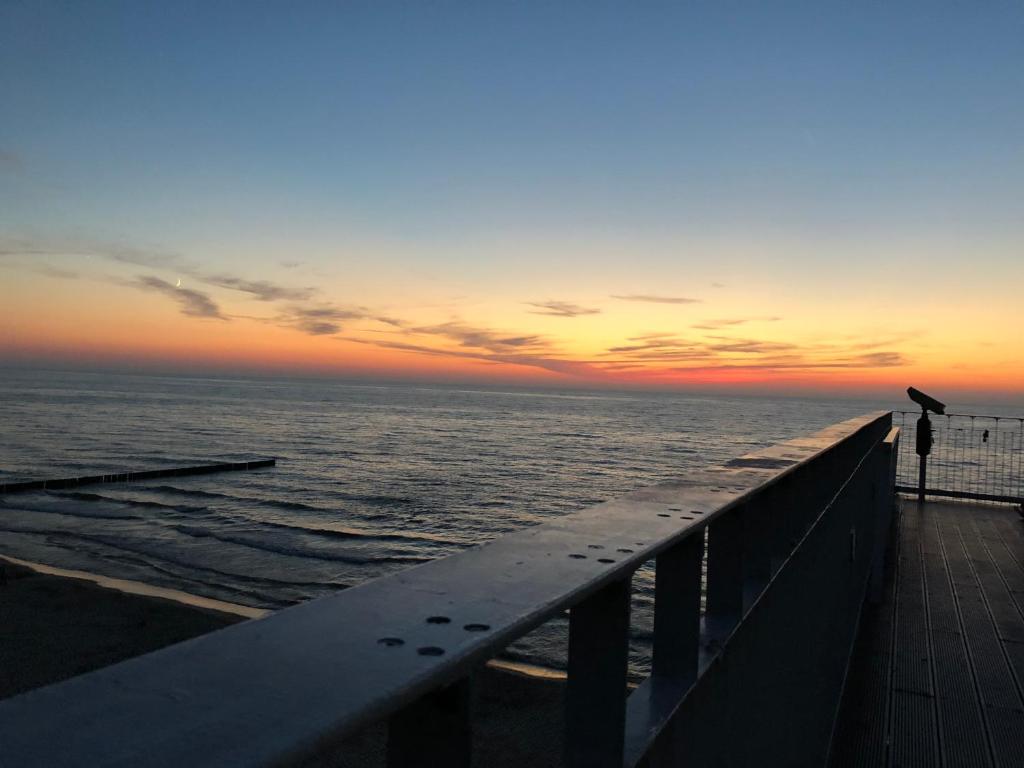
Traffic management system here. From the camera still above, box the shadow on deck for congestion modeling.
[831,499,1024,767]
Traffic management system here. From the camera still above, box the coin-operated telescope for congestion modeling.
[907,387,946,503]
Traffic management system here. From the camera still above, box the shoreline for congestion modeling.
[0,553,268,619]
[0,553,567,684]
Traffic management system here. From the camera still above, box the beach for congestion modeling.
[0,558,246,700]
[0,557,566,766]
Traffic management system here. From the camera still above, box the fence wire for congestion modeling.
[893,410,1024,506]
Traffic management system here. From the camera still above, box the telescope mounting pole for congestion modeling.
[917,407,929,504]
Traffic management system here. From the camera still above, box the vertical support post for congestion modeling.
[869,430,897,604]
[705,507,744,635]
[917,454,927,504]
[915,411,930,504]
[565,577,632,768]
[652,533,703,682]
[768,480,792,574]
[387,677,472,768]
[742,501,771,609]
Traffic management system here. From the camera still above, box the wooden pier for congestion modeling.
[831,498,1024,767]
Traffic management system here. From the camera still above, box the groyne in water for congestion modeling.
[0,459,276,494]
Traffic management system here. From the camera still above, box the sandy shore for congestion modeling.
[0,558,246,700]
[0,557,566,766]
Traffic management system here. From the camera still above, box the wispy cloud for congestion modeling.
[343,319,606,378]
[133,276,226,319]
[412,322,548,352]
[0,237,313,303]
[202,274,312,302]
[610,294,701,305]
[284,305,368,335]
[666,352,909,373]
[352,334,599,377]
[264,303,407,337]
[692,316,782,330]
[525,300,601,318]
[705,338,796,354]
[598,332,909,372]
[110,251,313,302]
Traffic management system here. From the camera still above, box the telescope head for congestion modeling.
[907,386,946,415]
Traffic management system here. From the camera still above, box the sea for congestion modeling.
[0,369,1014,678]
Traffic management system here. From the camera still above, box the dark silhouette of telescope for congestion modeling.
[907,386,946,504]
[907,387,945,415]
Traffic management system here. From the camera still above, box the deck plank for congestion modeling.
[890,504,940,767]
[831,500,1024,768]
[923,518,991,768]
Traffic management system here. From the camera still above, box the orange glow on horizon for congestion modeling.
[2,261,1021,403]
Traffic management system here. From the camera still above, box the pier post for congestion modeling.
[565,576,631,768]
[705,507,745,636]
[652,533,703,682]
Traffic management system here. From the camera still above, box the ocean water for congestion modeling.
[0,370,906,676]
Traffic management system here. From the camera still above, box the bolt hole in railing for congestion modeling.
[893,410,1024,505]
[0,412,897,768]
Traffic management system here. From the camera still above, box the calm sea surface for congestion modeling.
[0,370,931,675]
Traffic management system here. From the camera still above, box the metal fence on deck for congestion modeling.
[0,413,897,768]
[893,410,1024,505]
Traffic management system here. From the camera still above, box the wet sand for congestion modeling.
[0,557,565,766]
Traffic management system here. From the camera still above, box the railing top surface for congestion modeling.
[0,411,892,768]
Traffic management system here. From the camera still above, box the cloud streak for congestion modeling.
[610,294,701,305]
[133,276,226,319]
[598,332,909,372]
[526,300,601,318]
[412,322,548,352]
[203,274,312,302]
[692,316,782,330]
[262,304,407,337]
[1,237,313,303]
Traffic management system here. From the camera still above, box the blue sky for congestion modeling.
[5,2,1022,243]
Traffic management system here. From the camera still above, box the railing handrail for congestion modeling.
[0,411,893,768]
[893,409,1024,422]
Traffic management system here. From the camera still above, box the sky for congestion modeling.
[1,2,1022,402]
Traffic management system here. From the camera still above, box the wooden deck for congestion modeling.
[830,499,1024,767]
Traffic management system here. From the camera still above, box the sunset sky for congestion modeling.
[2,3,1022,400]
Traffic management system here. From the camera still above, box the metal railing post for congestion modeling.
[869,429,899,604]
[742,501,772,609]
[705,506,745,637]
[565,576,632,768]
[652,533,703,683]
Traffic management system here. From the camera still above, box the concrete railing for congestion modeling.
[0,412,898,768]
